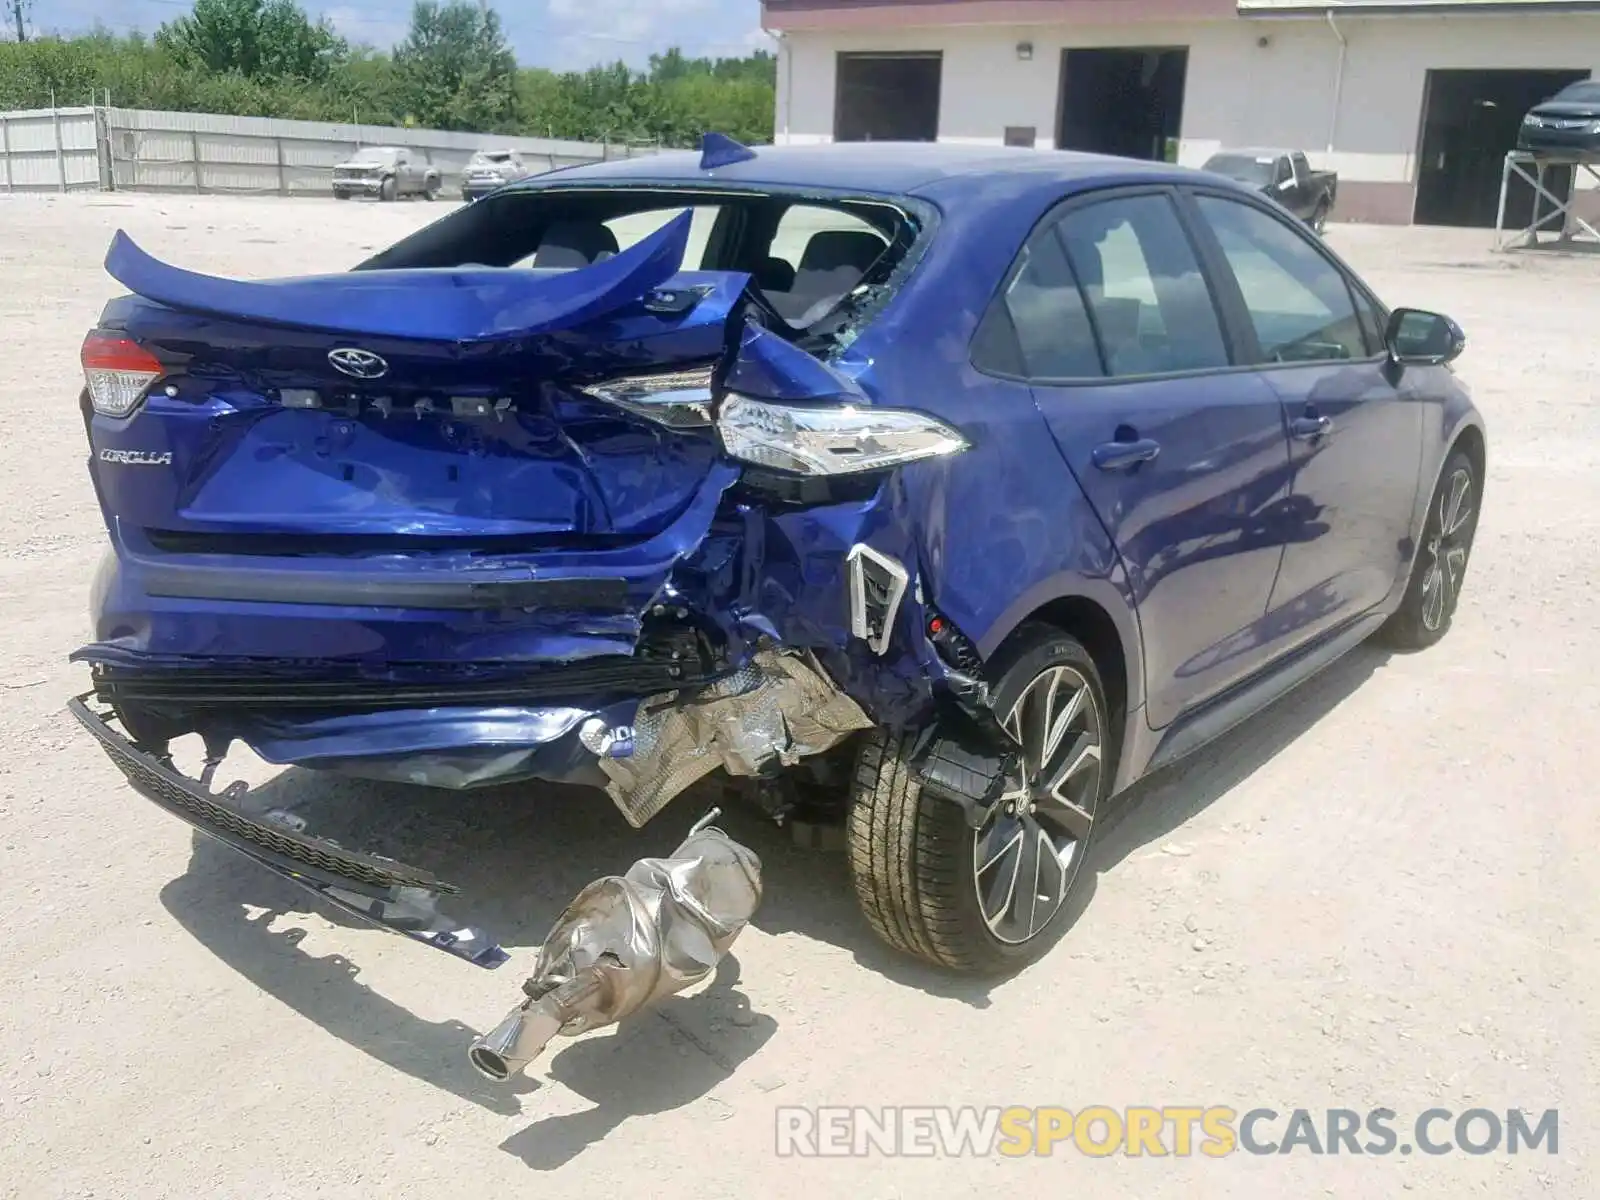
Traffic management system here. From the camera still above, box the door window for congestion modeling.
[1194,195,1369,363]
[1053,193,1231,378]
[987,227,1104,379]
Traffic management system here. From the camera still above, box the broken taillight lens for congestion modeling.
[579,365,715,429]
[81,331,163,418]
[717,393,969,476]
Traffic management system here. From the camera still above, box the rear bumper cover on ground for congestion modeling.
[68,693,510,968]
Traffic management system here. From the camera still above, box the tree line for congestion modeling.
[0,0,777,147]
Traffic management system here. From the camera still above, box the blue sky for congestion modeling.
[39,0,773,71]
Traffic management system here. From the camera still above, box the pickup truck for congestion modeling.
[331,146,442,202]
[1200,149,1338,232]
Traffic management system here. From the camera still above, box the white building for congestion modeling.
[762,0,1600,226]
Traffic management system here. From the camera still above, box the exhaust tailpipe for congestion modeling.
[468,974,603,1082]
[468,1006,557,1083]
[467,809,762,1082]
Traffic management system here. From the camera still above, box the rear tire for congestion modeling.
[847,624,1113,974]
[1379,448,1479,651]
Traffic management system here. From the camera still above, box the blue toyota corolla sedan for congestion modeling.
[70,137,1484,976]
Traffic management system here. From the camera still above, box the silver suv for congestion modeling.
[461,149,532,202]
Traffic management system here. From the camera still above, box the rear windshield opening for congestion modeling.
[358,185,921,338]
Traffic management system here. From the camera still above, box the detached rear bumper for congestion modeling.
[68,693,509,968]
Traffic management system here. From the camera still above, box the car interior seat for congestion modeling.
[531,222,621,269]
[1060,220,1151,375]
[769,229,886,322]
[753,256,797,295]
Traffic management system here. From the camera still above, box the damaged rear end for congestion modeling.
[69,174,984,975]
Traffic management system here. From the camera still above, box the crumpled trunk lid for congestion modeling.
[91,212,744,543]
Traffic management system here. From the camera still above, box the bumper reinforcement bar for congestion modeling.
[68,694,507,968]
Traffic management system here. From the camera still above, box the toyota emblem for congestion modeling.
[328,347,389,379]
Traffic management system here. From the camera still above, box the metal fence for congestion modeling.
[0,107,103,192]
[0,105,662,196]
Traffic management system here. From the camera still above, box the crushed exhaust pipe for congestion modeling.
[468,808,763,1082]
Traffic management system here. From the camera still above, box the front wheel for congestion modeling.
[1380,449,1480,650]
[378,176,397,202]
[847,624,1113,974]
[424,179,441,201]
[1310,199,1330,234]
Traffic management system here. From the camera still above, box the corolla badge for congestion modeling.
[328,347,389,379]
[99,448,172,466]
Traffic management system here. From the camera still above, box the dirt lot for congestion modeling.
[0,193,1595,1199]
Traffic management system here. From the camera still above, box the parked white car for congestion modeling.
[332,146,441,202]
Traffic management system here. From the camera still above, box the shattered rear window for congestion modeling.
[357,184,924,340]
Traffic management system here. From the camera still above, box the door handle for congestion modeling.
[1091,438,1161,471]
[1289,414,1332,441]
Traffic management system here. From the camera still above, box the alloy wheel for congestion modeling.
[1420,467,1474,632]
[972,665,1104,945]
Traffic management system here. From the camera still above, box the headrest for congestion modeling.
[797,229,886,275]
[532,222,620,269]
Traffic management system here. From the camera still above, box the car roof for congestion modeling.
[518,141,1202,200]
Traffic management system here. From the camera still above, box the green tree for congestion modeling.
[393,0,516,132]
[155,0,347,81]
[0,27,775,145]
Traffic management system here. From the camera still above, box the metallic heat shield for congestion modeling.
[467,810,763,1082]
[592,649,876,829]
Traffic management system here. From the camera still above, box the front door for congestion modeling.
[1186,191,1424,651]
[991,188,1293,730]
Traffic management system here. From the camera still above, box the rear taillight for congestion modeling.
[716,394,970,477]
[81,331,163,417]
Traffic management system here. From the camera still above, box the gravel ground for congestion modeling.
[0,193,1594,1199]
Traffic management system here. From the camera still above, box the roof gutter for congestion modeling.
[1325,10,1347,154]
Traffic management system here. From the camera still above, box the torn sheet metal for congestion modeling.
[589,649,877,828]
[468,810,762,1081]
[102,211,699,341]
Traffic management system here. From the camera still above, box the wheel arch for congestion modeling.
[977,575,1145,739]
[1389,407,1486,609]
[1418,410,1487,543]
[1450,418,1487,486]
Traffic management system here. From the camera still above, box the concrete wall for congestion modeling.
[772,13,1600,221]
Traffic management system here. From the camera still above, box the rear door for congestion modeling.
[986,187,1294,730]
[1183,189,1423,650]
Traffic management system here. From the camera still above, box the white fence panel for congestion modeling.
[2,105,663,197]
[0,108,101,192]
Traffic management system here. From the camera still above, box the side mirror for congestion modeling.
[1384,307,1465,366]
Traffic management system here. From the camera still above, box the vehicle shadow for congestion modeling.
[157,642,1390,1130]
[1088,641,1391,874]
[498,953,776,1171]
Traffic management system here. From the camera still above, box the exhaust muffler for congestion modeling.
[468,809,762,1082]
